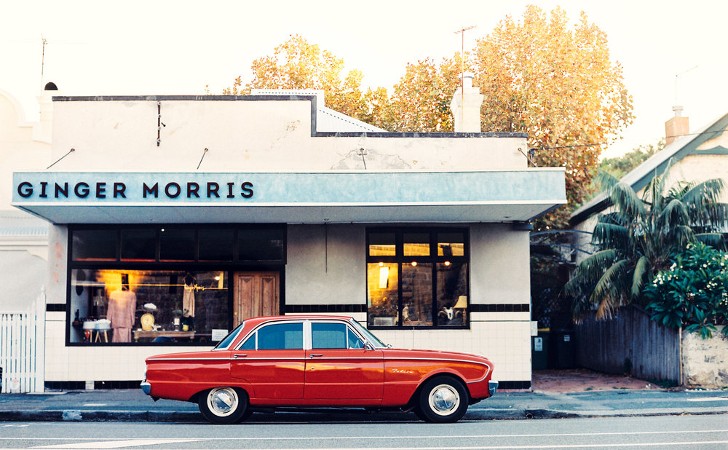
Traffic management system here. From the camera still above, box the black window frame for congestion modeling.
[366,227,470,330]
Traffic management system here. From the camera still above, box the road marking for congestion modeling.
[10,429,728,442]
[32,439,199,449]
[686,396,728,402]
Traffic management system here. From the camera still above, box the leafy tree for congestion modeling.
[645,242,728,338]
[599,141,664,180]
[472,6,633,229]
[385,57,462,132]
[565,165,727,321]
[224,34,368,120]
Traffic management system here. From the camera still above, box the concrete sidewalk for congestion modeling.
[0,379,726,422]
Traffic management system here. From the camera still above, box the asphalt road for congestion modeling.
[1,414,727,449]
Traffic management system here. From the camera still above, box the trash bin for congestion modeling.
[532,329,550,370]
[552,328,575,369]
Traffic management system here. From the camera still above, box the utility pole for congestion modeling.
[40,36,48,88]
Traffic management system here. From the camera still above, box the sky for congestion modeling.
[2,0,726,158]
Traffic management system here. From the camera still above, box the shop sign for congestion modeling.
[14,176,254,202]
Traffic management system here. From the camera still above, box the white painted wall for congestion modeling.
[46,98,527,173]
[470,223,531,304]
[285,224,365,306]
[0,90,51,311]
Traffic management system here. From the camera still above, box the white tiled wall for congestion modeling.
[46,312,530,383]
[373,312,531,382]
[44,314,209,381]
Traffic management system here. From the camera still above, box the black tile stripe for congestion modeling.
[48,303,528,313]
[470,304,530,313]
[498,381,531,390]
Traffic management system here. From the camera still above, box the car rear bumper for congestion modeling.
[140,380,151,395]
[489,380,498,397]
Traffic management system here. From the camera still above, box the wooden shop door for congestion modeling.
[233,272,280,326]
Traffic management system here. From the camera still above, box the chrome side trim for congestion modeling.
[146,357,232,362]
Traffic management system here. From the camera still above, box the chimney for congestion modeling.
[665,105,689,145]
[450,73,484,132]
[33,81,58,143]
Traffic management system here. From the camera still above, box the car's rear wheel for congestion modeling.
[417,376,468,423]
[198,387,250,424]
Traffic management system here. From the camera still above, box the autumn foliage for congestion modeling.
[223,6,633,230]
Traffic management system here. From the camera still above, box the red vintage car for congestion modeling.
[141,315,497,423]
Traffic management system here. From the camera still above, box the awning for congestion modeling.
[12,170,566,224]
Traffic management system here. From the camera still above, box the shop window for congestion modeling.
[402,262,433,326]
[368,232,396,257]
[199,229,234,261]
[159,228,196,261]
[437,232,465,257]
[367,228,468,329]
[367,262,399,326]
[69,269,229,345]
[121,229,157,261]
[238,229,284,261]
[70,225,285,263]
[403,232,430,257]
[72,229,117,261]
[67,226,286,347]
[436,261,468,327]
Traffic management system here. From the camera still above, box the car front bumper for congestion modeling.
[140,380,151,395]
[489,380,498,397]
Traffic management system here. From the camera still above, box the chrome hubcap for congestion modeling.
[208,388,238,417]
[429,384,460,416]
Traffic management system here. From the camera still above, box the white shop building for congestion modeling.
[11,85,565,390]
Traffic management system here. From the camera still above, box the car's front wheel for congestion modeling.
[417,376,468,423]
[198,387,250,424]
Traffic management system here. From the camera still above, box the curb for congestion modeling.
[1,407,725,422]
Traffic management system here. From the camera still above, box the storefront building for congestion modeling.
[12,89,565,389]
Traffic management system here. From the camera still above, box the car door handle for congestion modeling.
[309,353,323,358]
[233,354,247,359]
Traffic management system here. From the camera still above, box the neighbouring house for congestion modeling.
[569,107,728,387]
[0,86,53,393]
[572,106,728,239]
[8,77,566,391]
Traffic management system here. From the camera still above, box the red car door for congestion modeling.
[230,322,305,400]
[304,322,384,402]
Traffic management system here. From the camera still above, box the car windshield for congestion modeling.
[213,322,245,350]
[349,318,387,349]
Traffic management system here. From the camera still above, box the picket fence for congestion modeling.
[0,291,45,393]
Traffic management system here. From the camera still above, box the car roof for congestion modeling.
[243,315,355,326]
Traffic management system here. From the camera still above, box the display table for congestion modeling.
[133,330,196,342]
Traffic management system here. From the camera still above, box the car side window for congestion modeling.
[312,322,347,349]
[311,322,366,349]
[257,322,303,350]
[239,333,256,350]
[347,327,365,349]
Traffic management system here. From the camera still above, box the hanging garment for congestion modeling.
[107,289,137,343]
[183,284,195,317]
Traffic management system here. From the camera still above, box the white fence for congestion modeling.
[0,291,45,393]
[0,312,38,393]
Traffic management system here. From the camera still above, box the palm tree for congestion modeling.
[566,163,727,320]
